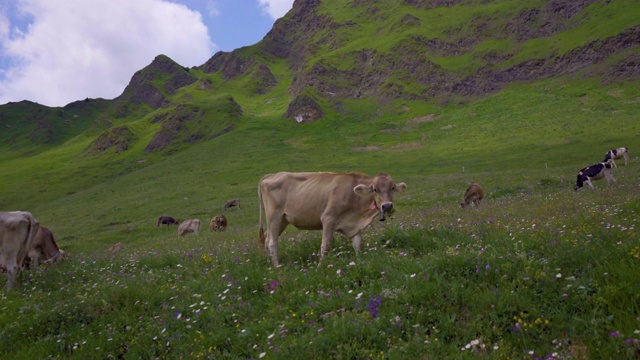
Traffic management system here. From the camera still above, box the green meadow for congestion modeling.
[1,74,639,359]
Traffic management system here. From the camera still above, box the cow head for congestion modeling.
[353,173,406,221]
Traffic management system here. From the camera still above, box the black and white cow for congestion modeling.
[574,162,617,191]
[603,147,629,167]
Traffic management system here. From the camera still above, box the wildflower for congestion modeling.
[609,331,621,337]
[259,352,266,358]
[336,269,344,276]
[367,296,382,318]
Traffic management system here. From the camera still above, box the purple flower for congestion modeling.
[367,295,382,318]
[609,331,621,337]
[269,280,279,292]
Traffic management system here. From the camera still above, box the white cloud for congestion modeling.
[0,0,215,107]
[257,0,294,20]
[206,0,221,17]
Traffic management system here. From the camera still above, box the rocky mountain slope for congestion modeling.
[1,0,638,151]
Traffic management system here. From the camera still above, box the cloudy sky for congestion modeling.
[0,0,294,107]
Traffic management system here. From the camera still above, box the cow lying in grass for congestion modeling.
[575,161,617,190]
[157,216,179,227]
[460,183,484,208]
[178,219,201,237]
[604,147,629,167]
[210,215,227,231]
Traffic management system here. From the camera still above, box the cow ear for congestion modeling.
[353,184,372,196]
[394,182,407,192]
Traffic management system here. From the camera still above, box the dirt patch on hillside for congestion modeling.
[410,114,437,123]
[353,145,381,151]
[390,142,423,150]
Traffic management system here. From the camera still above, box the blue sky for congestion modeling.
[0,0,294,106]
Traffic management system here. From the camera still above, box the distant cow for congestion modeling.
[258,172,406,267]
[575,162,617,190]
[25,226,67,269]
[224,199,241,210]
[106,242,123,254]
[460,183,484,208]
[210,215,228,231]
[157,216,179,227]
[178,219,201,237]
[604,147,629,167]
[0,211,39,290]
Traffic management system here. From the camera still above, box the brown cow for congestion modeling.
[178,219,201,237]
[0,211,39,290]
[224,199,240,210]
[157,216,179,227]
[210,215,228,231]
[106,242,123,254]
[460,183,484,208]
[25,226,67,269]
[258,172,406,267]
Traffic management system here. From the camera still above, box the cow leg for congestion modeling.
[585,179,595,190]
[606,172,617,186]
[351,233,363,255]
[319,216,336,261]
[266,214,287,267]
[4,264,17,290]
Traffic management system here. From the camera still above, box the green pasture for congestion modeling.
[1,71,639,359]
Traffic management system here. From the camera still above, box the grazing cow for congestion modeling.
[25,226,67,269]
[157,216,179,227]
[604,147,629,167]
[210,215,228,231]
[0,211,39,290]
[106,242,123,254]
[178,219,201,237]
[460,183,484,208]
[575,162,617,190]
[224,199,241,210]
[258,172,406,267]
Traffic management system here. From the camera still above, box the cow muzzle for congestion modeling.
[379,202,394,221]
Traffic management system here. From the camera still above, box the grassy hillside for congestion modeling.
[1,0,639,358]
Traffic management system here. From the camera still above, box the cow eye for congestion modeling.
[373,188,378,193]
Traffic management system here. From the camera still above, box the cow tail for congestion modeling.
[21,214,40,269]
[258,182,266,248]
